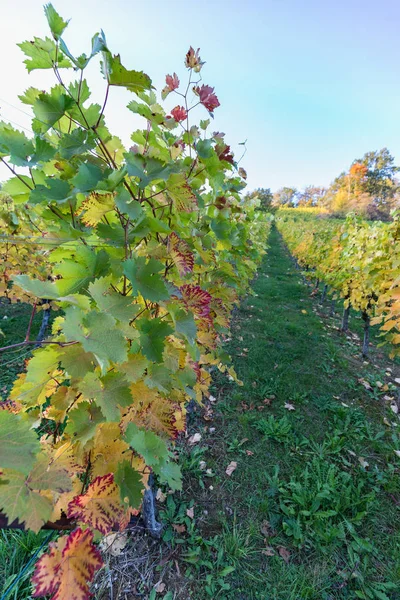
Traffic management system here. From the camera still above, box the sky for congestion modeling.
[0,0,400,192]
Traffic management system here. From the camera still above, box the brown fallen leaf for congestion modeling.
[172,524,186,533]
[263,398,273,405]
[262,546,275,557]
[284,402,295,411]
[245,450,254,456]
[188,433,202,445]
[100,532,128,557]
[225,461,237,476]
[154,582,166,594]
[186,507,194,519]
[156,488,167,502]
[277,545,290,563]
[260,520,275,538]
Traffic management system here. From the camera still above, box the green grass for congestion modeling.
[168,226,400,600]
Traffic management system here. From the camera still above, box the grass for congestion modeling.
[165,226,400,600]
[1,228,400,599]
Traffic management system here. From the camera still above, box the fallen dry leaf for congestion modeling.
[260,520,275,537]
[225,461,237,476]
[100,532,128,557]
[394,450,400,458]
[262,546,275,557]
[188,433,202,445]
[186,507,194,519]
[390,403,399,415]
[172,524,186,533]
[277,546,290,563]
[358,457,369,468]
[156,488,166,502]
[245,450,254,456]
[284,402,295,411]
[154,582,166,594]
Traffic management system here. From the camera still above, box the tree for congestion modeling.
[273,187,297,207]
[245,188,273,211]
[296,186,327,207]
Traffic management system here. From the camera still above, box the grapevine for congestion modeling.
[0,4,270,597]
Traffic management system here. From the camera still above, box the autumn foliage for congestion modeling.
[0,4,270,598]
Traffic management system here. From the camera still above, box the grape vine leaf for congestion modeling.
[0,412,40,475]
[89,277,140,321]
[124,423,169,467]
[137,317,173,362]
[102,53,152,93]
[18,37,71,72]
[32,528,103,600]
[0,470,52,531]
[63,307,128,365]
[68,473,126,534]
[114,460,144,508]
[44,3,70,40]
[123,256,170,302]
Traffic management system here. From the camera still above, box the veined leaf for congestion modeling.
[123,256,169,302]
[0,412,40,475]
[68,473,126,534]
[32,528,103,599]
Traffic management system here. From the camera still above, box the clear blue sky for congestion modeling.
[1,0,399,192]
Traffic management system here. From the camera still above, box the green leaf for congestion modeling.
[18,37,71,72]
[124,423,168,467]
[89,277,140,321]
[119,353,149,383]
[0,122,34,166]
[59,344,95,379]
[102,53,152,93]
[98,371,133,421]
[12,275,59,299]
[29,178,71,204]
[123,257,169,302]
[170,306,197,344]
[53,247,110,295]
[196,139,214,159]
[0,412,40,475]
[124,153,173,189]
[72,163,104,192]
[44,4,69,40]
[115,187,144,221]
[30,137,57,164]
[65,402,104,445]
[158,461,182,491]
[19,87,42,105]
[33,89,75,132]
[62,307,128,366]
[137,317,173,363]
[115,460,144,508]
[2,176,33,204]
[59,129,96,159]
[0,470,52,532]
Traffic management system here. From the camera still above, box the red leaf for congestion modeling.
[185,47,204,71]
[166,73,179,92]
[68,473,126,535]
[32,528,103,600]
[194,84,220,113]
[168,233,194,276]
[180,284,212,321]
[170,106,188,123]
[216,143,234,165]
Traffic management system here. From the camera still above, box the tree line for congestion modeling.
[248,147,399,220]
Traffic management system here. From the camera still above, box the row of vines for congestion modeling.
[0,4,270,598]
[276,209,400,357]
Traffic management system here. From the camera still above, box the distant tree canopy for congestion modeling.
[245,188,274,211]
[274,148,400,220]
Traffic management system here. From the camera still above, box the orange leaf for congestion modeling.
[32,527,103,600]
[68,473,126,534]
